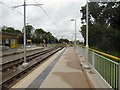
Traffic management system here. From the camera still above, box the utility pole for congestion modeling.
[86,0,89,48]
[83,0,90,69]
[22,0,28,67]
[12,1,43,67]
[71,19,76,48]
[75,19,76,46]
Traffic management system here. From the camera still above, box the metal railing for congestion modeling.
[77,46,120,90]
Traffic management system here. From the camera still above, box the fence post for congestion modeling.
[118,63,120,90]
[81,46,83,57]
[82,46,84,58]
[91,51,95,73]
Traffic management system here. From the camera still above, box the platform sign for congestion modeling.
[27,40,32,42]
[10,39,17,48]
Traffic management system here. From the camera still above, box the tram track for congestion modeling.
[2,48,50,72]
[1,46,64,89]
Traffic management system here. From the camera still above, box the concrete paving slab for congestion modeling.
[75,46,111,89]
[40,47,91,88]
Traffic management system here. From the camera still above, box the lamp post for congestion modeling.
[71,19,76,48]
[86,0,89,48]
[83,0,90,69]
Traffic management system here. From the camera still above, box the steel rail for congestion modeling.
[1,46,64,88]
[1,49,50,72]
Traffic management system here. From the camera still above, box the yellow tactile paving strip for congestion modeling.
[40,47,91,88]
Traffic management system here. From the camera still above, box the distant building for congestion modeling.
[0,32,22,48]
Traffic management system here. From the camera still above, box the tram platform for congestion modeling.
[12,47,92,89]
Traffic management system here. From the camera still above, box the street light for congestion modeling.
[86,0,89,48]
[71,19,76,48]
[83,0,90,69]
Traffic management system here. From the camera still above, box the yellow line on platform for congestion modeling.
[80,45,120,61]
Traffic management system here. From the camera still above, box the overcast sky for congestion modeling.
[0,0,87,42]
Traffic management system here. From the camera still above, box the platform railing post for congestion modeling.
[82,46,85,60]
[83,46,91,69]
[85,47,89,64]
[91,51,95,73]
[81,46,83,57]
[118,63,120,90]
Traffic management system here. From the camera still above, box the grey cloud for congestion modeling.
[89,0,118,2]
[1,0,86,42]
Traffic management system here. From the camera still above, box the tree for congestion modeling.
[1,26,23,35]
[1,26,23,44]
[59,38,69,44]
[1,26,59,45]
[33,28,58,44]
[34,28,44,44]
[80,2,120,52]
[22,25,34,40]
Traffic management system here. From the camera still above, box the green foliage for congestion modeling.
[1,26,23,35]
[25,25,34,40]
[59,38,69,43]
[80,2,120,55]
[1,25,59,45]
[1,26,23,44]
[33,28,58,44]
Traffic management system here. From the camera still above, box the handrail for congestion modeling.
[79,45,120,61]
[79,45,120,89]
[89,48,120,61]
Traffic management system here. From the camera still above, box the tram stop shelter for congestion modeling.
[0,32,22,48]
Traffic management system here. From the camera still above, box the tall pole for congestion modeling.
[86,0,89,48]
[11,1,43,67]
[24,0,26,63]
[83,0,90,69]
[71,19,76,48]
[23,0,28,67]
[75,19,76,47]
